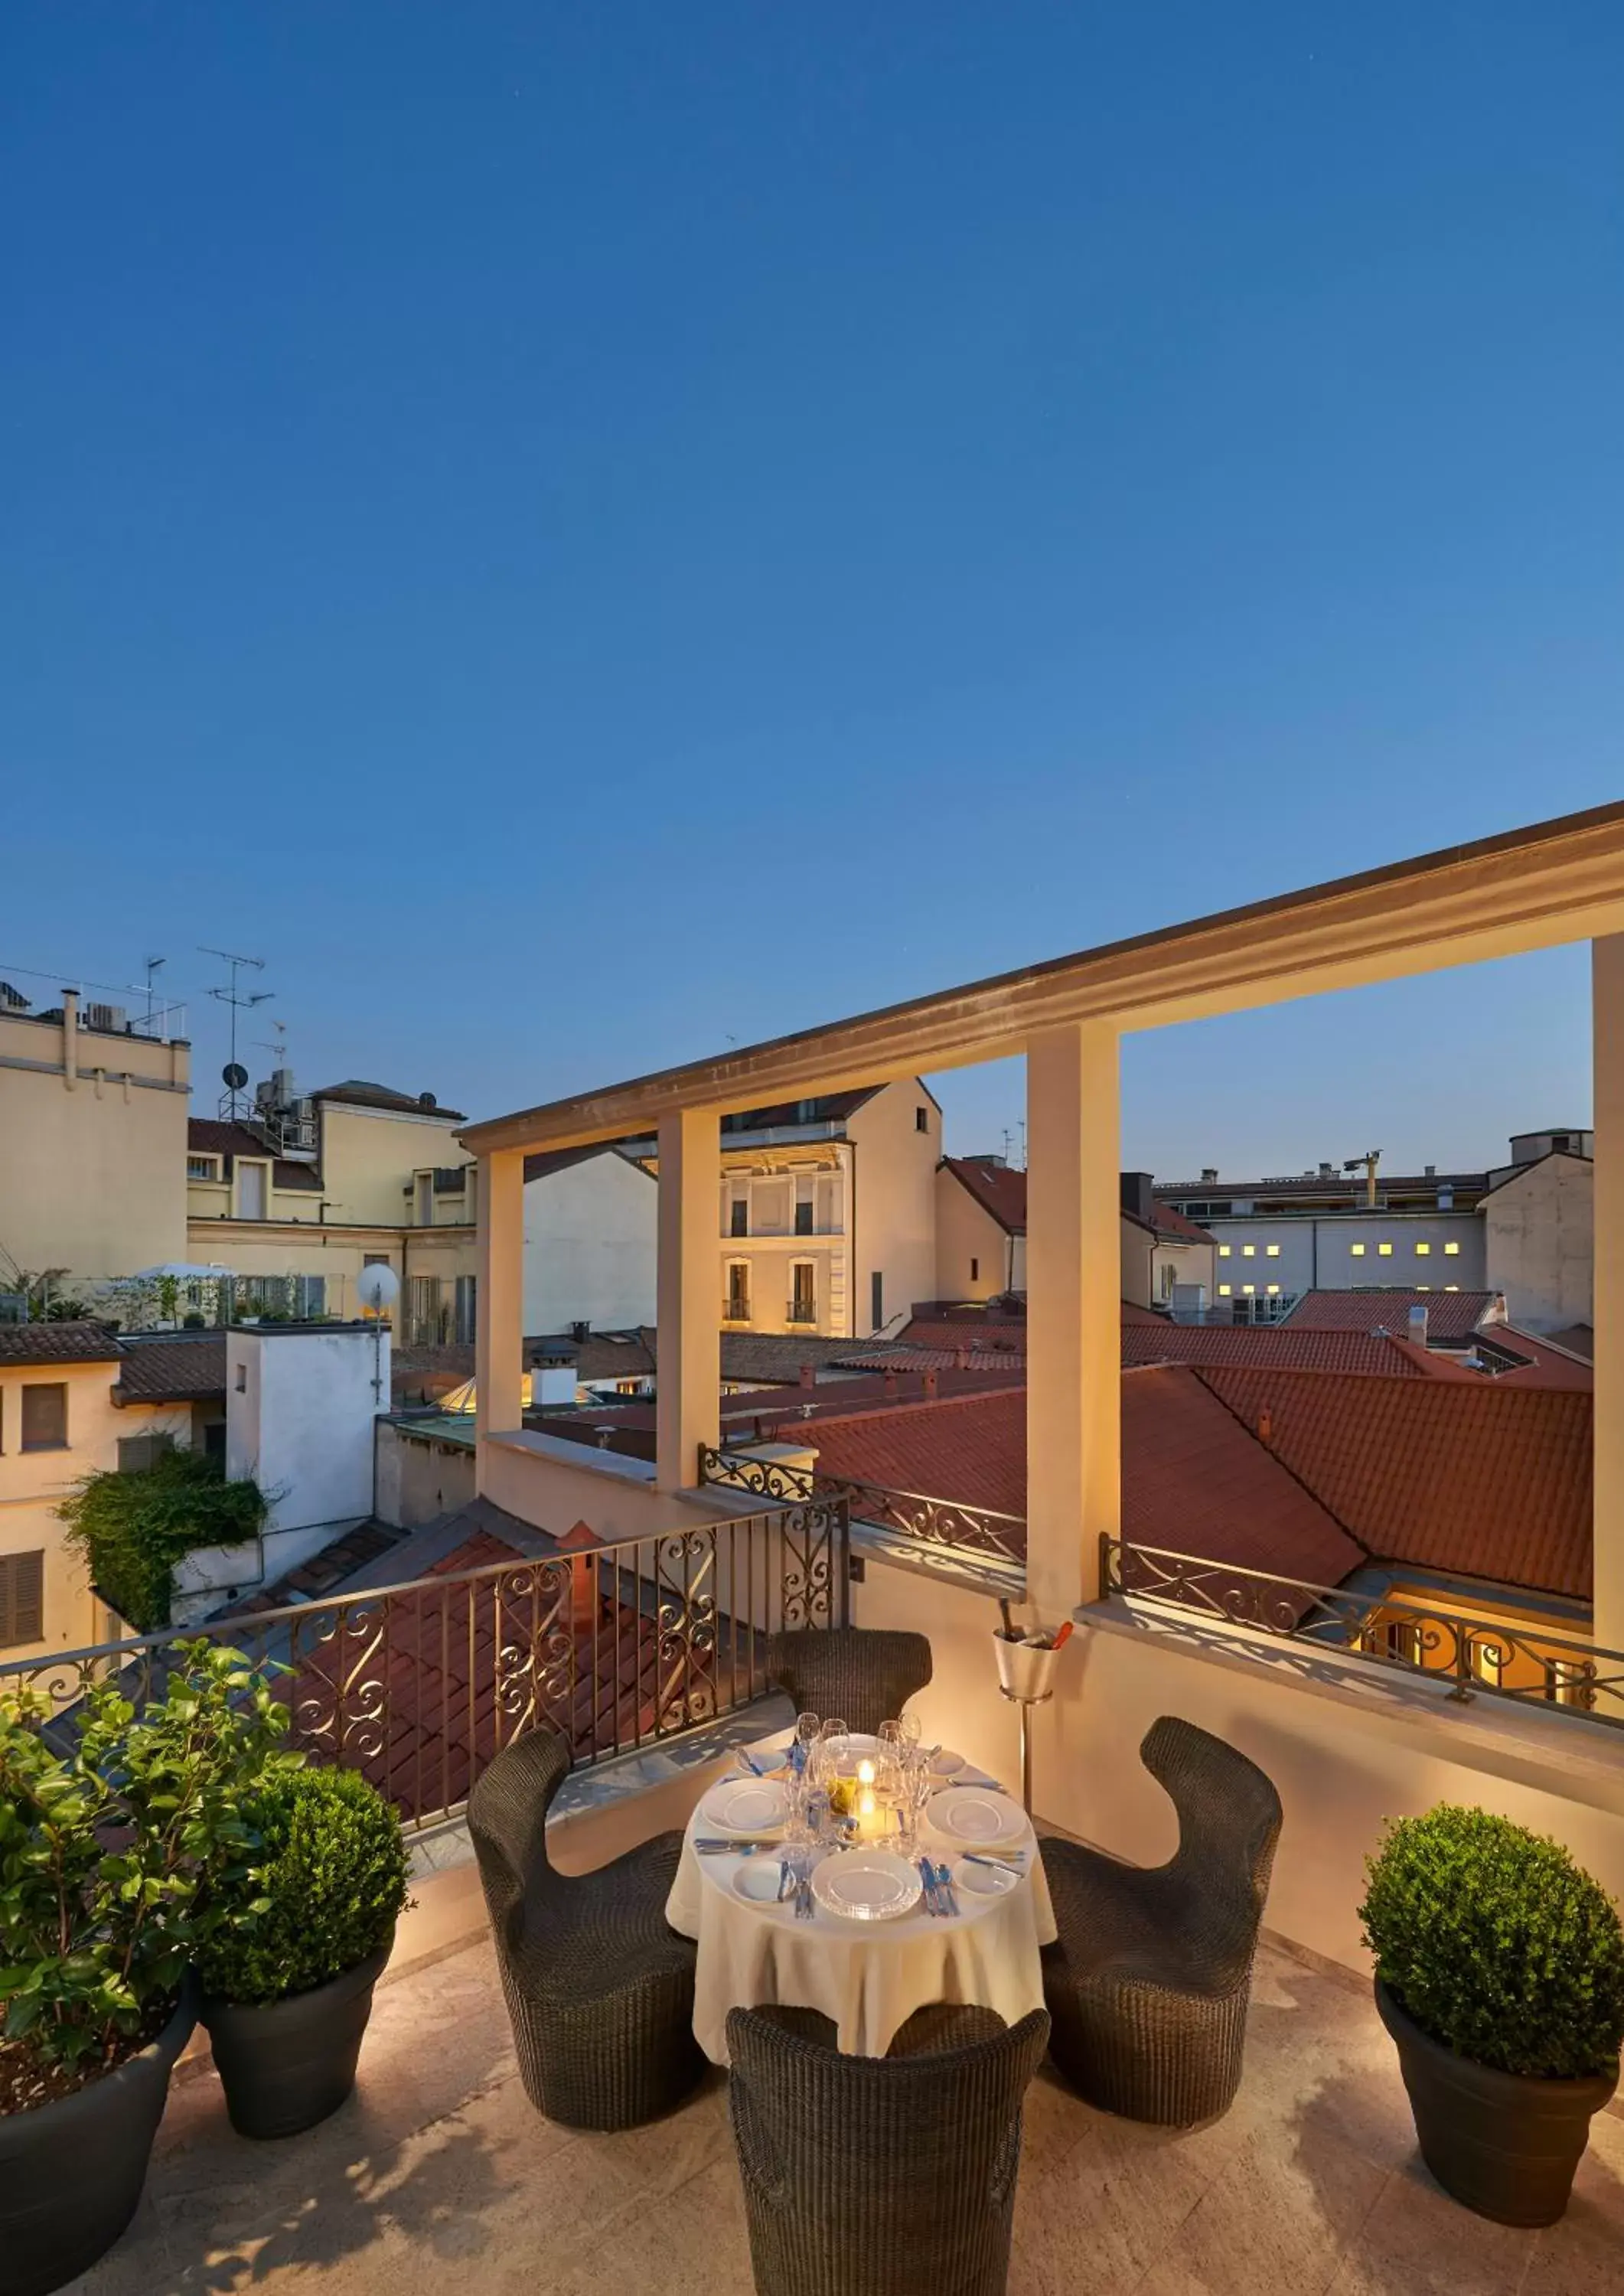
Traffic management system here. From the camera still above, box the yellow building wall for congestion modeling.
[933,1172,1018,1300]
[0,1361,182,1662]
[847,1082,941,1338]
[1370,1578,1597,1706]
[317,1102,474,1228]
[182,1220,476,1322]
[0,1005,188,1287]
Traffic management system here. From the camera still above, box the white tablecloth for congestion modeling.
[665,1736,1056,2063]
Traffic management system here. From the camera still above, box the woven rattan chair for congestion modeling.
[468,1726,705,2130]
[1041,1714,1282,2126]
[726,2001,1049,2296]
[764,1626,932,1735]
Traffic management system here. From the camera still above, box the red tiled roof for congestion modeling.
[899,1318,1028,1352]
[801,1373,1366,1606]
[0,1319,121,1367]
[1472,1328,1593,1391]
[1147,1202,1215,1244]
[312,1079,467,1120]
[1283,1289,1496,1339]
[112,1332,227,1401]
[941,1157,1027,1234]
[1120,1323,1443,1378]
[1194,1367,1593,1601]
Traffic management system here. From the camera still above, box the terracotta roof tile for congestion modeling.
[0,1319,121,1367]
[1283,1288,1496,1339]
[1120,1324,1440,1377]
[188,1117,322,1192]
[1469,1327,1593,1390]
[112,1332,227,1401]
[1194,1366,1593,1601]
[941,1157,1028,1234]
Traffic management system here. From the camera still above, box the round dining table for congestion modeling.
[664,1730,1057,2063]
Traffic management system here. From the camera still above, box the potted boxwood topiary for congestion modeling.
[1361,1805,1624,2226]
[197,1764,409,2138]
[0,1644,289,2296]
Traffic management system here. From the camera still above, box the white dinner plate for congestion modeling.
[953,1855,1018,1898]
[924,1786,1027,1851]
[810,1848,923,1923]
[928,1748,966,1778]
[732,1859,789,1905]
[698,1779,787,1837]
[823,1732,883,1763]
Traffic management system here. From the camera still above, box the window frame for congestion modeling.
[0,1550,44,1650]
[19,1381,68,1453]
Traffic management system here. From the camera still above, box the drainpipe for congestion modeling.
[61,989,79,1091]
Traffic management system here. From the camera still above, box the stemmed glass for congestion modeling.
[896,1744,934,1857]
[879,1715,921,1756]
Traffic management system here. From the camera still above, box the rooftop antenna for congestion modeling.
[201,946,272,1120]
[1000,1128,1013,1166]
[142,956,165,1035]
[1017,1118,1028,1171]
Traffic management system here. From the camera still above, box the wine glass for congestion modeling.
[793,1711,820,1779]
[879,1715,921,1756]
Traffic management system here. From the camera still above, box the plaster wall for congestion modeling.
[226,1322,389,1539]
[522,1151,657,1335]
[848,1082,940,1337]
[1484,1153,1593,1333]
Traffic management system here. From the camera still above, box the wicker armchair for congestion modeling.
[726,2002,1049,2296]
[467,1727,705,2130]
[764,1626,932,1735]
[1041,1714,1282,2126]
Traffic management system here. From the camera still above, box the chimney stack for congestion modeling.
[883,1368,898,1398]
[1119,1171,1156,1225]
[1408,1303,1429,1348]
[922,1370,938,1401]
[1201,1166,1218,1186]
[1257,1406,1273,1445]
[798,1362,816,1391]
[954,1344,970,1370]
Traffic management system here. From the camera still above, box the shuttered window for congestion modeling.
[21,1384,67,1451]
[0,1551,44,1649]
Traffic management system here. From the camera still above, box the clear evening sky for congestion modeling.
[5,5,1620,1177]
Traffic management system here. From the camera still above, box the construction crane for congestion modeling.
[1342,1150,1382,1208]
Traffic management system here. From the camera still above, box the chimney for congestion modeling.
[1408,1303,1429,1347]
[883,1368,898,1398]
[1201,1166,1218,1186]
[954,1344,970,1369]
[1257,1406,1273,1446]
[1120,1171,1155,1224]
[922,1370,938,1401]
[61,988,79,1091]
[798,1362,816,1391]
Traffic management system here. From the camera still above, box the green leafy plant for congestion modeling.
[1361,1805,1624,2079]
[0,1644,290,2077]
[197,1766,409,2004]
[57,1447,270,1632]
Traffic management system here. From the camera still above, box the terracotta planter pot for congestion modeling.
[0,1981,196,2296]
[201,1936,391,2140]
[1376,1978,1619,2227]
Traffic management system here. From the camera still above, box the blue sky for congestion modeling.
[4,4,1620,1175]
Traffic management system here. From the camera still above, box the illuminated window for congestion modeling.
[1218,1283,1232,1297]
[1241,1283,1256,1296]
[1415,1242,1431,1257]
[1218,1244,1231,1258]
[1266,1283,1281,1296]
[1265,1244,1281,1257]
[1378,1242,1394,1257]
[1443,1241,1461,1256]
[1242,1244,1256,1258]
[1416,1285,1430,1293]
[1349,1243,1365,1257]
[1445,1283,1459,1291]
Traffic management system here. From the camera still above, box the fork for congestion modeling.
[794,1869,815,1920]
[933,1860,960,1917]
[917,1856,943,1916]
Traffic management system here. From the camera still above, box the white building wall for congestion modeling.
[212,1322,390,1591]
[1208,1211,1485,1300]
[522,1151,657,1336]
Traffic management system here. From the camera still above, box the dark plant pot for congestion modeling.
[201,1936,392,2140]
[1375,1978,1619,2227]
[0,1981,196,2296]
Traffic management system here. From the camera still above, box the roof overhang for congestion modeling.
[461,801,1624,1159]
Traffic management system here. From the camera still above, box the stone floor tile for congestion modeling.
[1323,2162,1538,2296]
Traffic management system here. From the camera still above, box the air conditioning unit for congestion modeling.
[82,1001,127,1033]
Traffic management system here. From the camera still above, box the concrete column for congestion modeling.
[62,988,79,1091]
[1026,1022,1121,1618]
[656,1109,721,1490]
[1593,939,1624,1652]
[475,1148,525,1464]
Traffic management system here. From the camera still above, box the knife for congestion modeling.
[916,1856,941,1916]
[934,1860,960,1917]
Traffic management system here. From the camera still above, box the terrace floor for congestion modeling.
[65,1928,1624,2296]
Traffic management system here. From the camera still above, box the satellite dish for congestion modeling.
[418,1091,438,1110]
[356,1263,400,1316]
[223,1062,249,1090]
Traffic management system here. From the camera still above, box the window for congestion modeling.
[454,1274,477,1346]
[915,1107,929,1133]
[235,1363,247,1394]
[1545,1656,1596,1709]
[237,1161,267,1220]
[1349,1243,1366,1257]
[1444,1283,1459,1292]
[790,1264,817,1325]
[729,1199,749,1238]
[118,1432,174,1475]
[970,1257,979,1282]
[871,1270,884,1331]
[1241,1244,1256,1257]
[409,1274,446,1345]
[794,1200,814,1236]
[1266,1283,1281,1296]
[1218,1244,1231,1258]
[21,1384,67,1452]
[1414,1242,1431,1257]
[1383,1620,1423,1666]
[1378,1242,1394,1257]
[415,1172,435,1228]
[187,1153,220,1182]
[1241,1283,1255,1296]
[726,1263,751,1322]
[1265,1244,1281,1257]
[0,1551,44,1649]
[1217,1283,1232,1297]
[1443,1241,1461,1257]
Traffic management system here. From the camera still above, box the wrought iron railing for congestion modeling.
[700,1444,1026,1568]
[1101,1536,1624,1727]
[0,1503,847,1831]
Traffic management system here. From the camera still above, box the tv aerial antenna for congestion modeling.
[200,946,272,1120]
